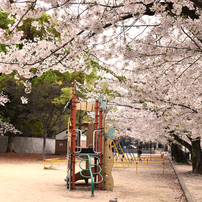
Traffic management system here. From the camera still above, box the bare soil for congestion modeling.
[0,153,186,202]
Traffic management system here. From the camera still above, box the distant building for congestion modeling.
[55,130,86,155]
[55,130,67,155]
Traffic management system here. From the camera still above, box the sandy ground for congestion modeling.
[0,153,186,202]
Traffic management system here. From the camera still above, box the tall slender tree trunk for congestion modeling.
[42,131,47,160]
[191,137,202,174]
[6,132,16,152]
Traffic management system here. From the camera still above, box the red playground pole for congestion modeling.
[95,99,99,152]
[94,99,99,183]
[98,106,103,189]
[71,88,77,189]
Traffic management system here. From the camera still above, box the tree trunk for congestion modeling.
[6,132,16,152]
[171,143,188,164]
[191,138,202,174]
[42,131,47,160]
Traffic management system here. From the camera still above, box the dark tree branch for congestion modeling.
[169,131,192,151]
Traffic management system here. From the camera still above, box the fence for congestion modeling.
[43,156,82,169]
[44,157,67,169]
[114,154,165,174]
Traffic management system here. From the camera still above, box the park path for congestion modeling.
[171,161,202,202]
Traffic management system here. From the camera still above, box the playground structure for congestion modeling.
[66,88,116,196]
[113,136,165,174]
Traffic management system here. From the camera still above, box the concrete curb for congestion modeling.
[169,158,195,202]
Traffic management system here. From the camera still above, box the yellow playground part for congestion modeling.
[117,141,129,166]
[134,156,165,174]
[113,154,165,174]
[113,140,129,171]
[44,158,67,169]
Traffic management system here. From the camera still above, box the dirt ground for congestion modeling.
[0,153,186,202]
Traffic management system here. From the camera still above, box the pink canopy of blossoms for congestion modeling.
[0,0,202,142]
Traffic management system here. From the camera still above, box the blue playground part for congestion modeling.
[123,138,136,161]
[115,137,136,162]
[118,137,131,162]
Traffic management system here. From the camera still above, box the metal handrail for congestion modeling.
[93,129,102,154]
[74,129,82,153]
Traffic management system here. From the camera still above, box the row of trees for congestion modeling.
[0,1,202,172]
[0,70,97,159]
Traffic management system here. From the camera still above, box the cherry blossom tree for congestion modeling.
[0,91,21,152]
[0,0,199,77]
[0,92,21,137]
[0,0,202,171]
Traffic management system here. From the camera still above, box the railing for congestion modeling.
[44,158,67,169]
[93,129,102,154]
[134,156,165,174]
[114,154,165,174]
[74,129,83,153]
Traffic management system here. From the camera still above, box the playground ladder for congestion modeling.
[78,154,103,196]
